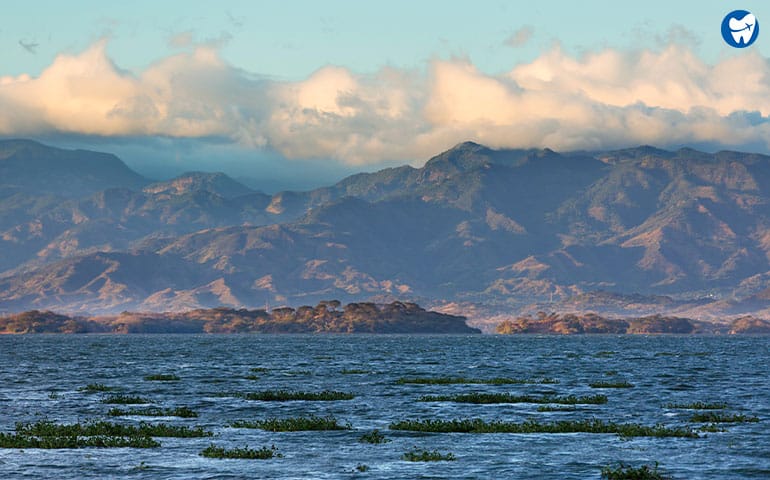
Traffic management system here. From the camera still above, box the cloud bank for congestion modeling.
[2,40,770,164]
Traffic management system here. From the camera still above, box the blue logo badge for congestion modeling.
[722,10,759,48]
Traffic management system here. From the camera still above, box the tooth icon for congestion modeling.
[729,13,756,45]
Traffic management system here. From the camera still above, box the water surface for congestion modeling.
[0,334,768,479]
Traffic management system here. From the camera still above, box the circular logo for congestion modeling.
[722,10,759,48]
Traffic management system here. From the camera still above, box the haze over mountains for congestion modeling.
[3,139,770,325]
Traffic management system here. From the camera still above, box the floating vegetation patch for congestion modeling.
[231,415,351,432]
[143,374,180,381]
[0,433,159,449]
[537,405,578,412]
[359,429,390,444]
[243,375,261,381]
[107,406,198,418]
[601,462,670,480]
[389,418,698,438]
[418,393,608,405]
[16,420,212,438]
[250,367,269,374]
[285,370,312,376]
[589,381,634,389]
[78,383,115,393]
[689,412,758,423]
[595,351,617,357]
[239,390,354,401]
[200,444,280,459]
[666,402,728,410]
[402,448,456,462]
[355,464,370,472]
[396,376,558,385]
[699,424,727,433]
[341,369,370,375]
[667,383,696,392]
[101,394,151,405]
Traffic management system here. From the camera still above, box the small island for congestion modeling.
[0,301,480,334]
[495,312,770,335]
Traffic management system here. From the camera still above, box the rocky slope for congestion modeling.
[494,313,770,335]
[0,301,480,334]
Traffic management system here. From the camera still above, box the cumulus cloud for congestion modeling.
[0,39,267,142]
[168,30,233,50]
[2,40,770,164]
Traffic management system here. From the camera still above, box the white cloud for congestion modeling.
[2,40,770,164]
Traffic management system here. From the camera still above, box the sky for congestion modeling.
[2,0,770,191]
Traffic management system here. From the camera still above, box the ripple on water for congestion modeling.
[0,334,767,479]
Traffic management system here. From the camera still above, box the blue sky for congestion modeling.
[5,1,765,77]
[2,1,770,190]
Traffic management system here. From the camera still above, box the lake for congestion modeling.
[0,334,768,479]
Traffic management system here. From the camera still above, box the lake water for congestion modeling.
[0,334,768,479]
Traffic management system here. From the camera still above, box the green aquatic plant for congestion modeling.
[243,374,261,380]
[78,383,114,393]
[0,433,160,449]
[388,418,698,438]
[417,393,608,405]
[143,374,180,381]
[699,423,727,433]
[396,376,558,385]
[537,405,578,412]
[589,381,634,389]
[107,406,198,418]
[341,369,370,374]
[595,351,617,357]
[240,390,354,401]
[359,429,390,444]
[689,412,758,423]
[601,462,670,479]
[16,420,211,438]
[665,402,728,410]
[250,367,269,373]
[402,448,456,462]
[200,444,280,459]
[355,464,370,472]
[101,394,151,404]
[231,415,351,431]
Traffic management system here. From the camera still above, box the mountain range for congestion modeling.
[3,139,770,329]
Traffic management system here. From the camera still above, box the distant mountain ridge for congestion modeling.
[3,139,770,324]
[0,139,148,197]
[143,172,255,199]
